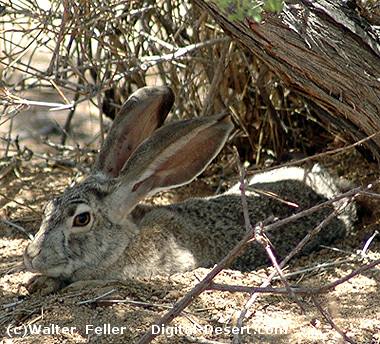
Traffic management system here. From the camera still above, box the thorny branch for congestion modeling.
[209,257,380,295]
[137,166,377,343]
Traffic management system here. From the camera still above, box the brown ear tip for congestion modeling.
[216,113,234,130]
[147,85,174,97]
[160,86,175,106]
[144,85,175,110]
[158,85,174,94]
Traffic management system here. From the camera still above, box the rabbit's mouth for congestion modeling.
[24,261,70,278]
[23,249,70,278]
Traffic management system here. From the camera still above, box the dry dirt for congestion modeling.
[1,146,380,344]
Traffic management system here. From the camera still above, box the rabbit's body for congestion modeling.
[122,166,352,279]
[23,86,355,293]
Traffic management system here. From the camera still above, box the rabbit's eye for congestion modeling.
[73,212,91,227]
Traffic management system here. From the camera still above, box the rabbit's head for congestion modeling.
[24,86,233,281]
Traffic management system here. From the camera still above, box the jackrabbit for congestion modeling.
[24,86,354,293]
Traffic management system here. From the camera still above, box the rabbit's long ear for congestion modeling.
[94,86,174,177]
[108,113,233,219]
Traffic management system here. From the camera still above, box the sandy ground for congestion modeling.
[0,141,380,344]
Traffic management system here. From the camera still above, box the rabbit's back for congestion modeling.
[161,176,351,271]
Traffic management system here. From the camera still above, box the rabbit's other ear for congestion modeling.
[108,113,233,219]
[94,86,174,177]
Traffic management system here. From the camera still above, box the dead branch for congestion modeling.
[1,219,33,240]
[137,170,368,343]
[245,131,380,177]
[236,153,306,316]
[312,296,355,344]
[208,257,380,296]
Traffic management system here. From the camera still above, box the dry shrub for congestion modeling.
[0,0,335,165]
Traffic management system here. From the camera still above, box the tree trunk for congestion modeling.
[193,0,380,161]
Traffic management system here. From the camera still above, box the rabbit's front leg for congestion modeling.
[25,275,68,295]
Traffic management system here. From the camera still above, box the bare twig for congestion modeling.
[136,216,257,343]
[89,299,179,310]
[312,296,355,344]
[246,131,380,176]
[272,258,356,280]
[231,207,356,342]
[1,219,34,240]
[232,151,359,343]
[0,192,40,215]
[77,288,117,305]
[203,40,232,116]
[263,187,362,234]
[137,158,365,343]
[2,300,24,309]
[361,230,379,256]
[137,176,369,343]
[208,257,380,295]
[258,227,306,313]
[0,96,73,110]
[61,83,81,145]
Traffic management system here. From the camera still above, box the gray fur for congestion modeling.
[23,87,355,293]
